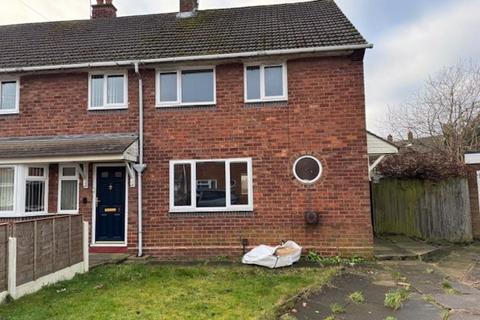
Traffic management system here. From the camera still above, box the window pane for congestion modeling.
[107,75,124,104]
[230,162,249,205]
[25,181,45,213]
[160,72,177,102]
[91,75,104,107]
[181,70,214,103]
[62,167,76,177]
[1,81,17,110]
[173,164,191,206]
[28,167,44,177]
[265,66,284,97]
[0,168,15,212]
[196,162,225,207]
[246,66,260,100]
[61,180,77,211]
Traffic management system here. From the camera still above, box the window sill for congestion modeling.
[244,100,288,108]
[156,104,216,110]
[169,210,254,217]
[88,106,128,111]
[0,110,19,115]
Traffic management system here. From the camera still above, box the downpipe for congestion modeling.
[134,62,146,257]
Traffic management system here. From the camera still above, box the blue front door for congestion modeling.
[95,166,126,242]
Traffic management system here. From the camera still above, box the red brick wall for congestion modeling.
[467,166,480,239]
[0,54,373,258]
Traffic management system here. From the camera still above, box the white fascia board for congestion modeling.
[0,44,373,74]
[0,154,135,165]
[465,153,480,164]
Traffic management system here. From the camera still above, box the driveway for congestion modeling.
[284,243,480,320]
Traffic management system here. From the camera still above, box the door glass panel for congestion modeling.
[196,162,225,207]
[173,164,191,206]
[230,162,249,205]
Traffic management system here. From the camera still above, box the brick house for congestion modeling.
[0,0,373,259]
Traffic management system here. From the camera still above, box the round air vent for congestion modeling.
[293,155,322,184]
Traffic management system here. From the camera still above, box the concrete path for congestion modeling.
[89,253,129,269]
[374,236,443,261]
[285,256,480,320]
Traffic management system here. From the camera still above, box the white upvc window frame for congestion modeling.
[0,165,17,215]
[24,165,49,215]
[156,66,217,107]
[58,164,80,214]
[244,62,288,103]
[0,78,20,115]
[169,158,253,213]
[88,71,128,110]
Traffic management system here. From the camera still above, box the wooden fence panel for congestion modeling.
[70,216,83,265]
[36,219,54,279]
[0,224,8,292]
[372,178,473,242]
[14,222,35,286]
[54,217,70,272]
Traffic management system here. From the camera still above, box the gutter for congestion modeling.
[133,62,146,257]
[0,44,373,73]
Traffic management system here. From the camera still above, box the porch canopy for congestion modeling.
[0,133,138,164]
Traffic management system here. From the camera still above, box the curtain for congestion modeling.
[0,167,14,211]
[61,180,77,211]
[107,75,124,104]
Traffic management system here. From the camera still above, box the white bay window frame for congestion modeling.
[244,62,288,103]
[0,78,20,115]
[169,158,253,213]
[156,67,216,107]
[57,164,80,214]
[88,71,128,110]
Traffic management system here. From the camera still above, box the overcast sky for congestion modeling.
[1,0,479,136]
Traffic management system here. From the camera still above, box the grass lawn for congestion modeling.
[0,263,336,320]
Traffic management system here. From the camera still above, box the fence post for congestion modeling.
[7,237,17,299]
[83,221,89,273]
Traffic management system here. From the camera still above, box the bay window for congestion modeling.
[245,63,287,102]
[157,68,216,107]
[0,80,19,114]
[170,158,253,212]
[58,165,79,213]
[89,72,128,110]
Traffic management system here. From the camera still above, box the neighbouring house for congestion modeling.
[366,131,398,180]
[0,0,374,259]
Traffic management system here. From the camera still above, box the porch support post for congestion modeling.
[368,155,385,180]
[78,162,89,189]
[8,237,17,299]
[125,162,136,188]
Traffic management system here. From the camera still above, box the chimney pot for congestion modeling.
[387,134,393,142]
[180,0,198,13]
[407,131,414,142]
[92,0,117,19]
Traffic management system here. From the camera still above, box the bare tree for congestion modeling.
[388,60,480,163]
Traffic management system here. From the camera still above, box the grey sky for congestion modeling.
[1,0,479,136]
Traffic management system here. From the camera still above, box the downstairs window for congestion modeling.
[169,158,253,212]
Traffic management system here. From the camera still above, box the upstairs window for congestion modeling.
[245,63,287,102]
[89,72,128,110]
[169,158,253,213]
[0,80,19,114]
[157,68,216,107]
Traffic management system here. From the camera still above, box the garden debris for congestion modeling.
[242,241,302,268]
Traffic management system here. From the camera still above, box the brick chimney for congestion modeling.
[92,0,117,19]
[178,0,198,18]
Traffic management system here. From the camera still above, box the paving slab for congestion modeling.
[374,236,442,261]
[449,310,480,320]
[431,294,480,313]
[89,253,129,269]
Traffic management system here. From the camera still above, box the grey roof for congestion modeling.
[0,0,368,69]
[0,133,138,159]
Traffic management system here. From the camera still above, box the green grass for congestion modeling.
[348,291,365,304]
[0,264,336,320]
[441,281,460,295]
[384,288,410,310]
[329,303,345,314]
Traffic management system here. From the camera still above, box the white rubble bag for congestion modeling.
[242,241,302,268]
